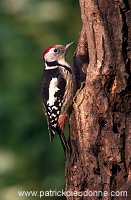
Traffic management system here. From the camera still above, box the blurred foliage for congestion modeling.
[0,0,81,200]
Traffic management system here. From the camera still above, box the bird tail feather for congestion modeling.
[56,126,70,154]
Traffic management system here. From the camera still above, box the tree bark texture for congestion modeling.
[66,0,131,200]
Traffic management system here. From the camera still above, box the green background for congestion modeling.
[0,0,81,200]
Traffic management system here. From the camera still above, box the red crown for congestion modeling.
[42,45,56,60]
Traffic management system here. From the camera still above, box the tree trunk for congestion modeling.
[66,0,131,199]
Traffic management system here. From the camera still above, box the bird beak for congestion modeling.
[64,41,75,51]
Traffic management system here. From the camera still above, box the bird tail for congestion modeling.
[56,126,70,154]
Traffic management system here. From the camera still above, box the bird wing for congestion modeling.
[41,68,66,141]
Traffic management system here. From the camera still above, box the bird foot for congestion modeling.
[73,81,86,102]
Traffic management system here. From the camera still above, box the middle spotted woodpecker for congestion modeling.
[41,42,76,153]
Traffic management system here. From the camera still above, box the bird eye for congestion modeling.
[54,49,57,52]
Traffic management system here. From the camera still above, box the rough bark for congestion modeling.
[66,0,131,200]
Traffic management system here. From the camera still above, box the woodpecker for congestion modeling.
[41,42,76,153]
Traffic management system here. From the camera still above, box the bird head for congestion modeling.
[42,42,74,62]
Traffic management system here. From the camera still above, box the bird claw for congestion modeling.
[73,81,86,102]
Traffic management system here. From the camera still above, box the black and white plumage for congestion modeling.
[42,67,66,138]
[41,42,76,153]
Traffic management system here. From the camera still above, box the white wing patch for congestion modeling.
[47,78,60,106]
